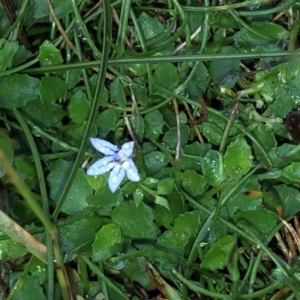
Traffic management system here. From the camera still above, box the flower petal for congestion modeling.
[87,156,116,176]
[120,141,134,158]
[108,164,126,193]
[122,159,140,182]
[90,138,119,155]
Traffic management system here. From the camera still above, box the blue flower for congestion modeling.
[87,138,140,193]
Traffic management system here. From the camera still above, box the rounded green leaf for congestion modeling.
[202,150,227,187]
[282,162,300,184]
[10,274,47,300]
[59,215,102,253]
[209,46,240,88]
[133,187,144,206]
[96,109,119,138]
[23,99,65,128]
[144,151,168,175]
[201,123,223,145]
[182,170,208,196]
[224,137,253,180]
[233,22,289,45]
[163,125,190,149]
[68,90,89,124]
[201,235,237,270]
[92,224,123,261]
[38,40,63,65]
[110,78,126,108]
[111,201,159,239]
[187,62,209,98]
[130,114,144,142]
[138,12,164,40]
[155,195,170,211]
[39,76,68,102]
[273,184,300,218]
[143,177,159,189]
[0,131,16,177]
[0,39,18,71]
[47,160,92,214]
[157,178,175,195]
[234,208,278,237]
[145,110,164,141]
[154,63,179,91]
[0,74,39,109]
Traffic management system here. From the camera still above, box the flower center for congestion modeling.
[116,149,128,162]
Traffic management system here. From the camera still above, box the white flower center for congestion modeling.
[117,149,128,162]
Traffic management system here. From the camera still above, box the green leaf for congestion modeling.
[157,178,175,195]
[23,99,65,128]
[128,64,149,76]
[14,157,37,189]
[155,191,185,228]
[87,185,123,213]
[62,69,82,89]
[187,12,205,42]
[209,46,240,88]
[0,237,28,261]
[137,12,165,40]
[0,39,18,71]
[202,150,227,187]
[252,123,277,167]
[157,212,200,256]
[47,160,92,214]
[187,62,209,98]
[37,40,63,65]
[11,274,47,300]
[0,131,16,177]
[210,14,240,29]
[143,177,159,189]
[123,257,152,290]
[133,187,144,206]
[68,90,89,124]
[253,123,277,151]
[51,0,73,19]
[86,173,108,192]
[59,215,102,253]
[173,211,200,239]
[201,235,237,270]
[39,76,68,102]
[263,83,296,118]
[92,223,123,261]
[201,123,223,145]
[154,63,179,96]
[281,162,300,184]
[182,170,208,196]
[111,201,159,239]
[130,114,144,142]
[12,45,31,67]
[110,78,126,108]
[157,231,186,256]
[226,178,262,217]
[224,137,253,180]
[0,74,39,109]
[163,125,190,149]
[179,142,210,171]
[144,110,164,141]
[233,22,289,46]
[234,208,278,237]
[144,151,168,175]
[155,195,170,210]
[273,185,300,218]
[96,109,119,138]
[28,259,47,285]
[32,1,49,18]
